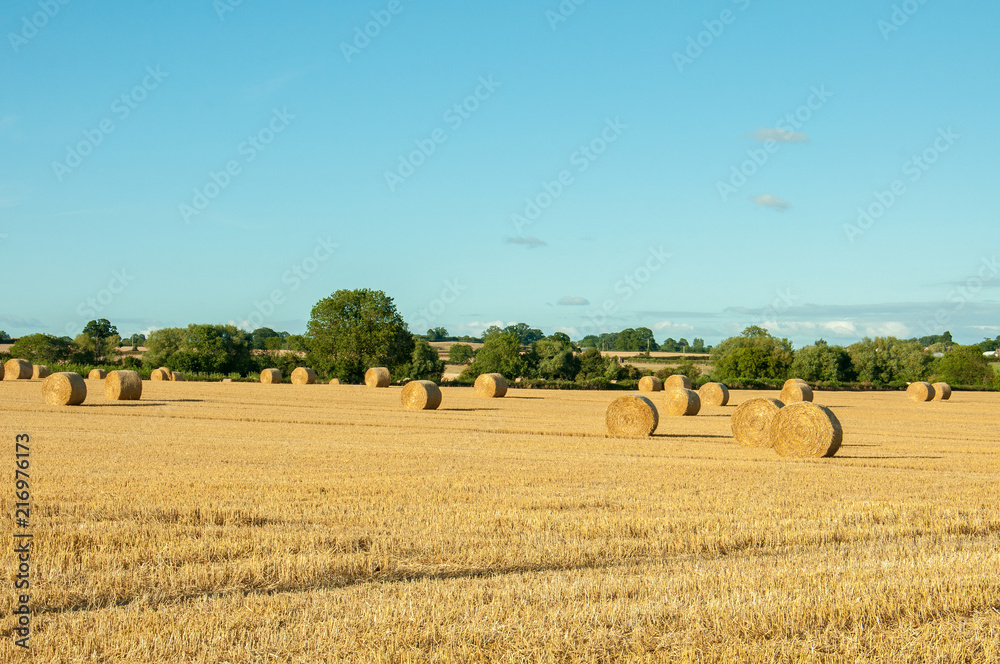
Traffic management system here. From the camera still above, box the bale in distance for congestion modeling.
[474,373,508,398]
[698,382,730,407]
[365,367,391,388]
[150,368,170,381]
[88,369,108,380]
[4,359,32,380]
[606,395,659,438]
[731,397,785,448]
[931,382,952,401]
[664,374,691,390]
[171,372,184,382]
[32,365,51,379]
[768,401,843,458]
[42,372,87,406]
[260,368,282,384]
[780,380,814,404]
[105,370,143,401]
[907,381,935,402]
[664,388,700,416]
[638,376,663,392]
[0,363,4,380]
[401,380,442,410]
[329,378,341,385]
[291,367,317,385]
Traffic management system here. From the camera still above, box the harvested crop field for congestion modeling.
[2,380,999,662]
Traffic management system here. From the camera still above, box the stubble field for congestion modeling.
[1,379,999,663]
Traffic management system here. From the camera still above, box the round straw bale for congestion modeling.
[88,369,107,380]
[906,381,934,402]
[42,372,86,406]
[329,378,340,385]
[171,372,184,382]
[365,367,391,388]
[638,376,663,392]
[150,368,169,381]
[291,367,316,385]
[474,373,508,398]
[664,374,691,390]
[401,380,441,410]
[698,382,730,407]
[931,382,951,401]
[260,368,282,384]
[105,370,143,400]
[606,395,659,438]
[768,401,843,458]
[32,365,51,379]
[731,397,785,448]
[4,359,32,380]
[780,380,813,404]
[664,388,700,416]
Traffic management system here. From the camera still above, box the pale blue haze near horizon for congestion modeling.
[1,0,997,347]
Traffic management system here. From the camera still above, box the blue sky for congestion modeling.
[2,0,997,347]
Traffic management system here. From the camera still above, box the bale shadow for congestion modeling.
[651,433,731,440]
[443,408,501,412]
[837,455,943,460]
[81,403,167,408]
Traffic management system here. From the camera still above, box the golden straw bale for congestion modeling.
[931,382,951,401]
[42,372,86,406]
[260,369,282,384]
[88,369,107,380]
[768,401,843,458]
[32,365,51,379]
[150,368,169,381]
[401,380,442,410]
[4,359,32,380]
[365,367,391,388]
[329,378,341,385]
[474,373,508,398]
[698,382,730,407]
[907,381,934,402]
[664,374,691,390]
[638,376,663,392]
[731,397,785,448]
[104,370,143,400]
[606,395,659,438]
[664,388,700,416]
[291,367,317,385]
[780,380,813,404]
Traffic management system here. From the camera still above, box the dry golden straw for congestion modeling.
[474,373,508,398]
[780,380,814,404]
[260,369,282,384]
[171,372,184,382]
[104,370,142,401]
[768,401,843,458]
[401,380,442,410]
[42,372,87,406]
[291,367,317,385]
[907,381,935,402]
[32,365,51,379]
[698,382,730,407]
[932,382,952,401]
[150,368,170,381]
[88,369,108,380]
[4,359,32,380]
[731,397,785,448]
[664,388,701,416]
[664,374,691,390]
[366,367,391,388]
[329,378,341,385]
[606,395,658,438]
[638,376,663,392]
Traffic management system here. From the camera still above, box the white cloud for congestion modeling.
[751,194,790,211]
[864,321,912,338]
[651,320,694,332]
[822,321,858,336]
[506,236,546,248]
[558,296,589,306]
[748,127,809,143]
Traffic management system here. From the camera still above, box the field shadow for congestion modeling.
[81,403,167,408]
[506,396,544,400]
[837,455,943,460]
[444,408,500,412]
[160,399,206,403]
[652,433,731,440]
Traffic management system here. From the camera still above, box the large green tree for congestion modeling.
[76,319,121,363]
[933,345,993,386]
[448,343,475,364]
[710,326,794,382]
[8,334,73,365]
[847,337,929,385]
[306,289,414,383]
[397,339,446,382]
[791,340,855,382]
[144,325,252,374]
[459,332,532,381]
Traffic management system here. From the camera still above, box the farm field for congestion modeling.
[2,380,999,662]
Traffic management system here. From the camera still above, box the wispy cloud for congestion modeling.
[0,314,44,328]
[558,296,589,306]
[506,236,546,248]
[748,127,808,143]
[751,194,790,211]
